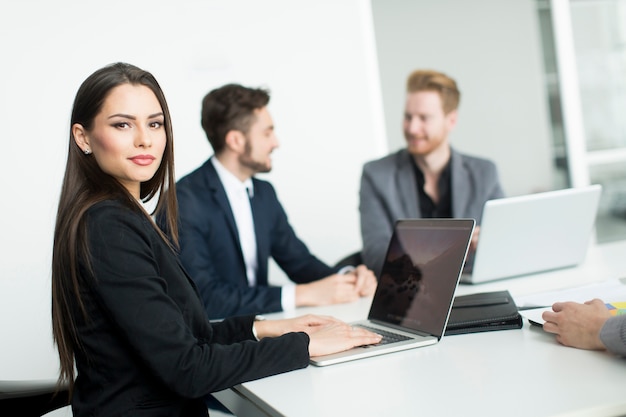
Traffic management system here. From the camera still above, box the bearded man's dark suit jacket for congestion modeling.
[359,147,505,276]
[173,158,335,319]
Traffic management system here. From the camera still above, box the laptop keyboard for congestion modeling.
[354,324,412,348]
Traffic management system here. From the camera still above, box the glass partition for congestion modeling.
[537,0,626,243]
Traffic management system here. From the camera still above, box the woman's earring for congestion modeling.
[84,148,92,155]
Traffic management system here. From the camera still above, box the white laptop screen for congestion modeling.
[368,219,474,338]
[463,184,601,283]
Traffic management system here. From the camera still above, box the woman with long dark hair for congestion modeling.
[51,62,380,416]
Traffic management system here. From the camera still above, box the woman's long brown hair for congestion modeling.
[51,63,179,395]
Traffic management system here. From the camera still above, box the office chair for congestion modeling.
[0,379,70,417]
[333,251,362,269]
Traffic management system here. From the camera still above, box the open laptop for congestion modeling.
[310,218,475,366]
[461,184,602,284]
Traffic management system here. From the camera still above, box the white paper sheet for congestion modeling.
[516,277,626,325]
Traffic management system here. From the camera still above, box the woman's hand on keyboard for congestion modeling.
[254,314,341,338]
[308,322,382,357]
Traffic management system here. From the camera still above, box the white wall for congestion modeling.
[0,0,386,379]
[371,0,555,196]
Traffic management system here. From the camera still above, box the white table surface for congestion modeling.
[214,240,626,417]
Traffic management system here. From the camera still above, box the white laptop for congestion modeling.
[310,218,475,366]
[461,184,602,284]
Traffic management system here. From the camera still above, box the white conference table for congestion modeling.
[214,240,626,417]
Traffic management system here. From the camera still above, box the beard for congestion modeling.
[404,132,447,157]
[239,139,272,173]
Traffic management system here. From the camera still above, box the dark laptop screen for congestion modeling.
[368,219,474,338]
